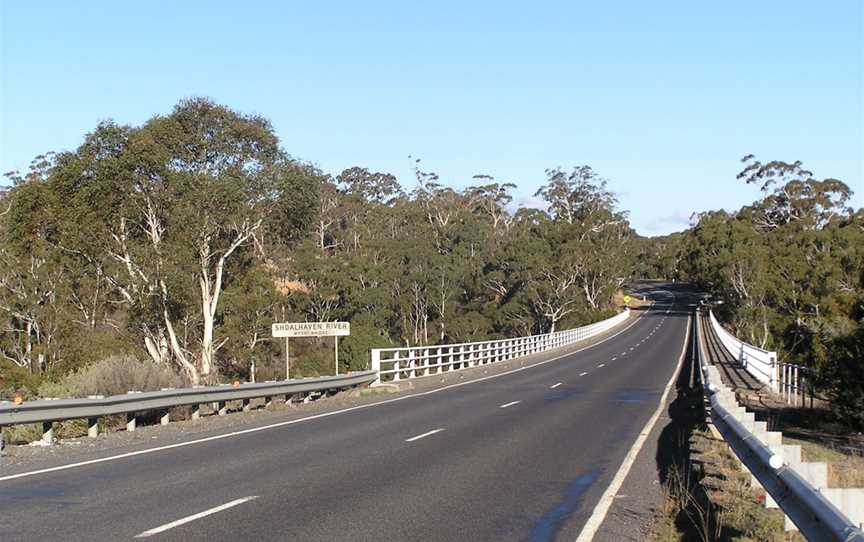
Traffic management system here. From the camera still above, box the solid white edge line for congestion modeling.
[0,302,655,484]
[499,401,521,408]
[550,383,563,389]
[404,428,445,442]
[574,310,690,542]
[135,496,258,538]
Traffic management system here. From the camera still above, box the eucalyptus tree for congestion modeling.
[44,99,320,384]
[534,165,632,311]
[0,163,67,374]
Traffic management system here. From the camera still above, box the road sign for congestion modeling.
[271,322,351,379]
[272,321,350,338]
[623,295,632,304]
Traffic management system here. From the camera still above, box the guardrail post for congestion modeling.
[160,411,170,426]
[87,418,99,438]
[218,401,227,416]
[41,422,53,444]
[242,398,251,412]
[191,404,200,420]
[264,396,272,409]
[126,413,136,432]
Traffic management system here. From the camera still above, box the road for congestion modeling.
[0,284,693,541]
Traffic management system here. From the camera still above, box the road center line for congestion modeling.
[499,401,521,409]
[576,303,688,542]
[405,428,445,442]
[597,363,605,368]
[135,496,258,538]
[550,382,562,389]
[579,372,588,376]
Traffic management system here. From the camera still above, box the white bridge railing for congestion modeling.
[697,310,864,539]
[370,309,629,385]
[708,309,778,391]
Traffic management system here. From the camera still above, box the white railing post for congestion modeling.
[409,349,416,378]
[392,351,401,382]
[371,349,382,385]
[793,365,799,405]
[769,354,777,392]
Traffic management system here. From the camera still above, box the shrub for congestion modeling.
[65,356,185,397]
[37,378,79,399]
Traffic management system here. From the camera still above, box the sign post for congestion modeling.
[284,337,290,380]
[272,322,350,379]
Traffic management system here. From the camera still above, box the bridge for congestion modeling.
[0,284,685,540]
[0,283,861,541]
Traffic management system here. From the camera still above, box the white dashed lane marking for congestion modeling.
[135,496,259,538]
[405,428,446,442]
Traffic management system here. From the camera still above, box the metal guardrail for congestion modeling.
[708,309,778,390]
[0,371,376,444]
[370,309,630,384]
[696,310,864,541]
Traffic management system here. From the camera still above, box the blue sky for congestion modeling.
[1,1,861,236]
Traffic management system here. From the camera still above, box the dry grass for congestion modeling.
[649,428,804,542]
[783,436,864,488]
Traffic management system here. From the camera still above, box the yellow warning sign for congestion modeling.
[623,295,632,305]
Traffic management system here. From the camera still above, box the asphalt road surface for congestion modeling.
[0,284,693,541]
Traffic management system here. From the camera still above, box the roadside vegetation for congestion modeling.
[1,98,644,398]
[650,427,801,542]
